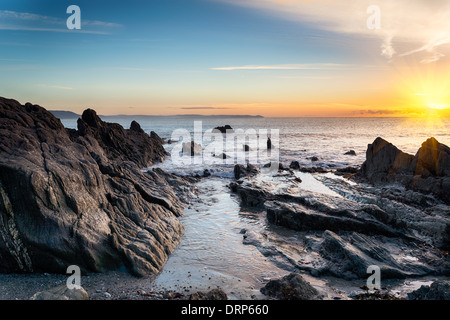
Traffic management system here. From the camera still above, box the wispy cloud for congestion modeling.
[180,106,232,110]
[218,0,450,64]
[37,84,74,90]
[0,10,121,35]
[211,63,355,71]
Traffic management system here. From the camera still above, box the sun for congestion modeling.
[427,103,447,110]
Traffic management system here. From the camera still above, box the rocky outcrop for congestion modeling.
[181,141,202,157]
[260,273,321,300]
[360,137,450,203]
[213,125,233,134]
[30,285,89,300]
[233,163,259,180]
[0,97,195,276]
[407,280,450,300]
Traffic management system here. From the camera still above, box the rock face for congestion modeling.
[360,137,450,203]
[260,273,321,300]
[0,97,195,276]
[407,280,450,300]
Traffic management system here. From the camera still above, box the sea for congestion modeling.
[60,116,450,299]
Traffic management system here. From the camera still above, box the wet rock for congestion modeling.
[260,273,321,300]
[267,138,272,150]
[309,156,319,162]
[233,163,260,180]
[30,285,89,300]
[182,141,202,156]
[334,167,359,176]
[215,153,229,160]
[289,161,300,170]
[407,280,450,300]
[213,125,233,134]
[316,231,434,280]
[244,144,251,152]
[0,97,193,276]
[344,150,357,156]
[229,182,270,208]
[187,289,228,300]
[265,201,399,237]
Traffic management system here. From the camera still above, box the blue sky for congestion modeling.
[0,0,449,116]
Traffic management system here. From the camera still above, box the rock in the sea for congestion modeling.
[0,97,193,276]
[182,141,202,156]
[344,150,357,156]
[213,125,233,134]
[30,285,89,300]
[260,273,321,300]
[187,289,228,300]
[360,137,414,180]
[407,280,450,300]
[234,163,259,180]
[289,161,300,170]
[360,137,450,204]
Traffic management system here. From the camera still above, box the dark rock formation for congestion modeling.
[181,141,202,156]
[407,280,450,300]
[360,137,450,203]
[150,130,166,145]
[344,150,356,156]
[309,156,319,162]
[233,163,259,180]
[289,161,300,170]
[187,289,228,300]
[243,144,250,152]
[0,97,195,276]
[215,153,229,160]
[213,125,233,134]
[260,273,321,300]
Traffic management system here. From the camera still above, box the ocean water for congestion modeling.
[62,116,450,176]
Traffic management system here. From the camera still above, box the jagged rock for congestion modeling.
[30,285,89,300]
[187,289,228,300]
[289,161,300,170]
[265,201,399,237]
[407,280,450,300]
[150,130,166,145]
[260,273,321,300]
[360,137,414,181]
[410,137,450,177]
[0,97,193,276]
[213,125,233,134]
[181,141,202,157]
[233,163,259,180]
[359,137,450,204]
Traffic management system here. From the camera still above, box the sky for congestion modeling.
[0,0,449,117]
